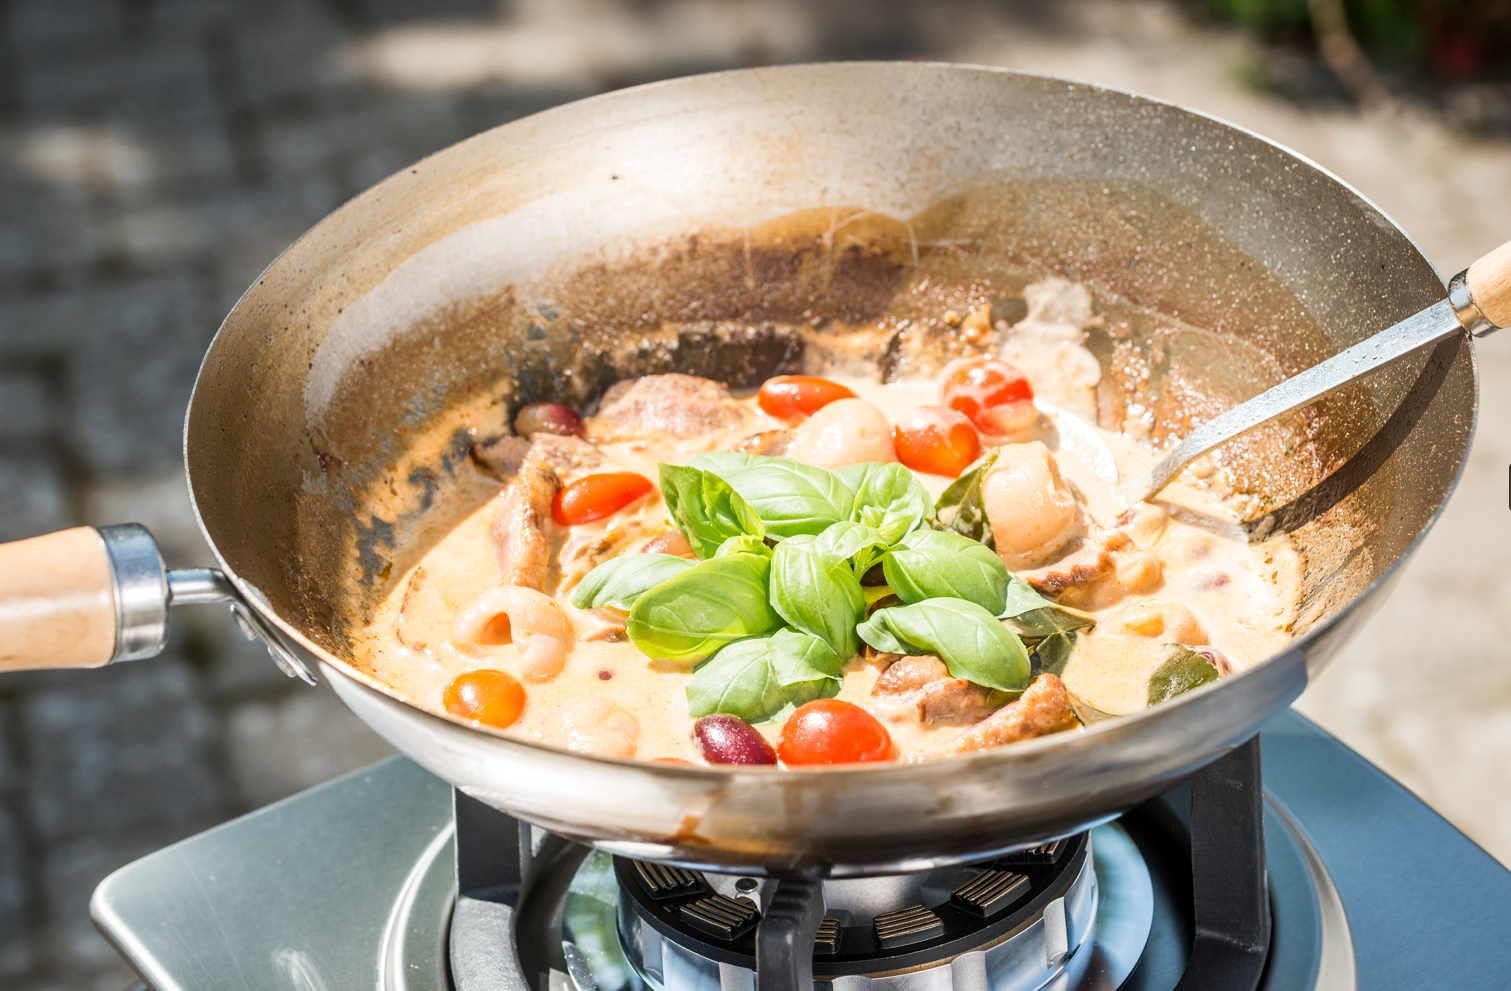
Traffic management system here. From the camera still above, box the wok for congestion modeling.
[0,63,1482,875]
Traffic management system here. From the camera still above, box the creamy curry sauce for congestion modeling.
[352,281,1301,763]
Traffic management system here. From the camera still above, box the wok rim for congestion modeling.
[178,60,1480,785]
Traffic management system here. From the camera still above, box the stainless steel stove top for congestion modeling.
[91,710,1511,991]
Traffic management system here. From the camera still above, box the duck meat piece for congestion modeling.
[872,654,950,696]
[587,374,753,443]
[491,451,560,590]
[1020,536,1114,595]
[927,674,1078,755]
[916,679,1001,725]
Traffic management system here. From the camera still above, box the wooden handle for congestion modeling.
[1468,238,1511,329]
[0,527,117,672]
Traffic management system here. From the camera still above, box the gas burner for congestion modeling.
[608,833,1113,991]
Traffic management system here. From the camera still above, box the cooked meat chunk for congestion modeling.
[927,674,1078,755]
[1022,528,1163,609]
[1021,537,1114,595]
[587,374,752,443]
[873,655,1001,726]
[873,654,950,696]
[471,435,531,479]
[917,678,1000,725]
[491,452,560,590]
[732,429,793,456]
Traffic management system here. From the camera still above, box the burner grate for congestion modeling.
[951,868,1030,917]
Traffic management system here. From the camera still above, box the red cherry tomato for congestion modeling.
[893,405,981,477]
[776,699,897,766]
[757,376,857,420]
[552,472,653,526]
[940,356,1034,428]
[444,669,526,729]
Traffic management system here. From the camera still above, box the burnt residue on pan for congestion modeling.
[280,177,1433,662]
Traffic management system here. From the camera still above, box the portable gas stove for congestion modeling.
[92,709,1511,991]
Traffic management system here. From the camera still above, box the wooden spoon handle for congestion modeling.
[0,527,120,671]
[1465,239,1511,332]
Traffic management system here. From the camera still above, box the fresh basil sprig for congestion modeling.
[999,573,1096,638]
[935,448,999,547]
[660,463,764,559]
[812,521,890,577]
[627,552,781,662]
[691,454,854,538]
[1147,644,1220,705]
[856,598,1030,692]
[769,540,864,659]
[686,629,842,722]
[881,528,1009,613]
[835,462,933,544]
[570,554,695,612]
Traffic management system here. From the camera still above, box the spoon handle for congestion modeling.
[1134,238,1511,502]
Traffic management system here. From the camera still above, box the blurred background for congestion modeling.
[1,0,1509,987]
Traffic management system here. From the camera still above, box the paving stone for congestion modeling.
[0,806,35,980]
[226,688,395,809]
[65,273,217,473]
[0,373,55,440]
[0,453,70,542]
[20,657,230,847]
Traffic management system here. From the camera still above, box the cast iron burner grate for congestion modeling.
[451,739,1271,991]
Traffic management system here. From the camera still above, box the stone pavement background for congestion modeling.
[0,2,1507,988]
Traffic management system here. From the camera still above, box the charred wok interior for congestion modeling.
[182,65,1472,870]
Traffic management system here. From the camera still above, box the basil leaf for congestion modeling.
[767,628,845,685]
[812,521,889,576]
[627,552,781,662]
[660,463,764,559]
[881,528,1008,613]
[1147,644,1220,706]
[999,573,1096,638]
[935,448,999,547]
[686,629,840,722]
[1031,630,1077,677]
[703,456,856,539]
[569,554,695,612]
[769,540,864,659]
[716,534,772,558]
[856,599,1030,692]
[833,462,933,544]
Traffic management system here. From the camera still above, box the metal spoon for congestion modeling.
[1129,244,1511,503]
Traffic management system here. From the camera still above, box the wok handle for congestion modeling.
[1463,237,1511,334]
[0,524,240,673]
[0,527,120,670]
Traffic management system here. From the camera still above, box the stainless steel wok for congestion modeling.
[0,63,1477,875]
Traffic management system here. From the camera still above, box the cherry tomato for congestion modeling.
[552,472,653,526]
[776,699,897,765]
[893,405,981,477]
[444,669,526,729]
[757,376,857,421]
[940,356,1034,430]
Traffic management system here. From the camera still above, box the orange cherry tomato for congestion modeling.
[893,405,981,477]
[552,472,653,526]
[444,669,526,729]
[940,356,1034,428]
[777,699,897,765]
[757,376,857,420]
